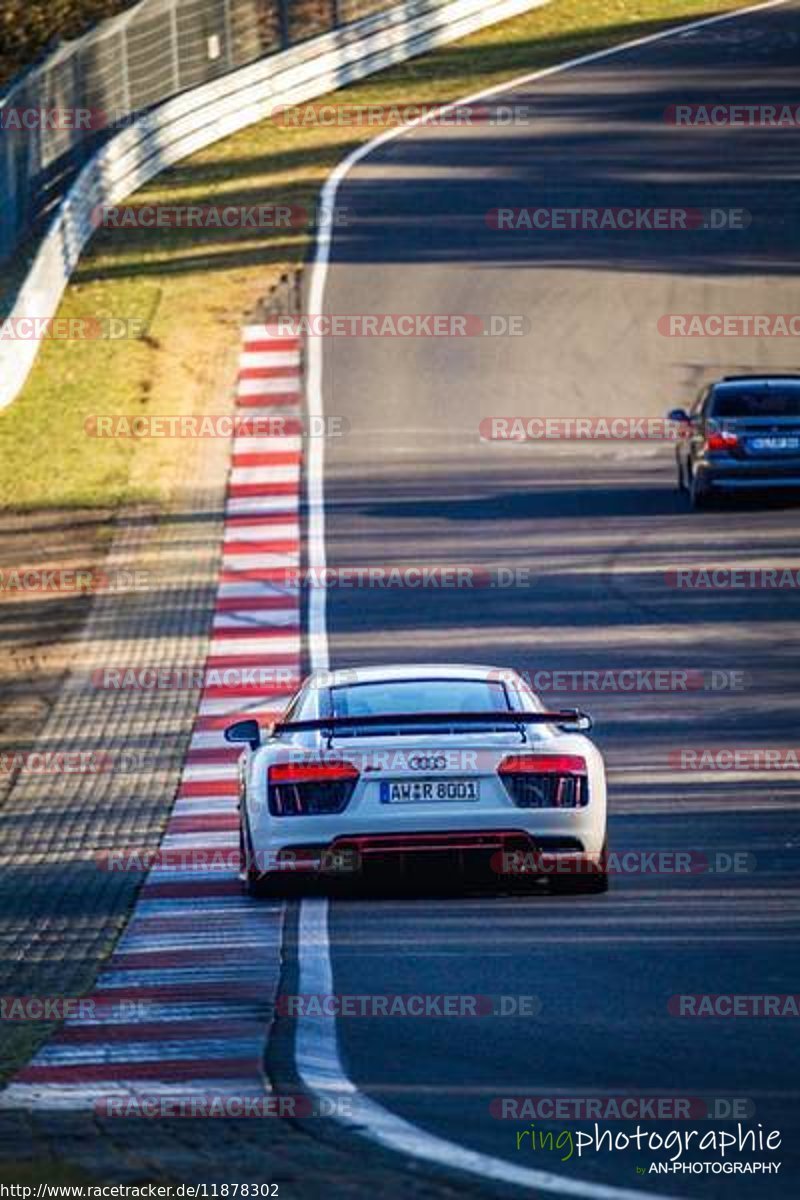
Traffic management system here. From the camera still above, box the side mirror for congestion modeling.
[224,718,261,751]
[667,408,691,423]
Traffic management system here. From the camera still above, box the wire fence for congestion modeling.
[0,0,396,263]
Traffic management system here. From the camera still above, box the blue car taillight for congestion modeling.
[704,429,739,453]
[268,759,359,817]
[498,754,588,809]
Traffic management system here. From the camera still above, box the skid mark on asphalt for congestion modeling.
[0,324,301,1111]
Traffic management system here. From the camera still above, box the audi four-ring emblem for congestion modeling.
[408,754,448,770]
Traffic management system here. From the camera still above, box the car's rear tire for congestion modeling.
[548,839,608,896]
[550,871,609,895]
[240,811,285,898]
[676,456,687,494]
[249,872,288,899]
[689,471,713,510]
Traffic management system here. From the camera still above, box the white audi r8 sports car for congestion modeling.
[228,664,608,896]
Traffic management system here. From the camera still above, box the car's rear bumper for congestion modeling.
[247,764,607,879]
[254,828,607,882]
[697,460,800,490]
[711,476,800,490]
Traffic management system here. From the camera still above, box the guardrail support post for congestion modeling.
[121,27,132,116]
[278,0,290,48]
[170,4,181,93]
[223,0,233,68]
[0,133,16,262]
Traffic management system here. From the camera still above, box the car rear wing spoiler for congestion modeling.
[272,709,593,738]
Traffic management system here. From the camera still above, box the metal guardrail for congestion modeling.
[0,0,395,262]
[0,0,549,411]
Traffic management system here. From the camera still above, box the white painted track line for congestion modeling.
[296,900,678,1200]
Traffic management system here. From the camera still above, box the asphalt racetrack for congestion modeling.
[293,2,800,1194]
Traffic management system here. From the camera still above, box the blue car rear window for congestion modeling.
[711,389,800,418]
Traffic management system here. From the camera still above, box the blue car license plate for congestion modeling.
[748,436,800,452]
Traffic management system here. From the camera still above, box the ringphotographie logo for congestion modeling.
[554,1123,780,1167]
[506,1120,779,1175]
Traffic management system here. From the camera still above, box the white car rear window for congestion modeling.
[330,679,509,717]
